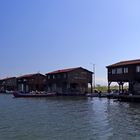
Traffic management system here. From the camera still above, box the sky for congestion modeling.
[1,0,140,85]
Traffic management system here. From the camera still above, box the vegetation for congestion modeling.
[88,84,128,93]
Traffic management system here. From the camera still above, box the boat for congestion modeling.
[86,92,109,98]
[13,92,56,98]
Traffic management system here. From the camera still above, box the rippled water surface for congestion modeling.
[0,94,140,140]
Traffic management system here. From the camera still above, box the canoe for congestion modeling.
[13,92,56,98]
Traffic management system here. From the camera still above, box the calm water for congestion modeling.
[0,94,140,140]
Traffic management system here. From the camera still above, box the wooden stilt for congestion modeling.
[108,82,111,93]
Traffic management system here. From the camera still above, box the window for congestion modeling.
[136,66,140,73]
[57,75,61,79]
[116,68,123,74]
[63,74,67,78]
[124,67,128,73]
[53,75,55,79]
[48,75,50,79]
[23,79,27,82]
[112,69,116,74]
[108,70,111,74]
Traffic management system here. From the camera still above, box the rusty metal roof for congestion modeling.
[107,59,140,68]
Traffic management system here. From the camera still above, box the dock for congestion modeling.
[87,92,140,102]
[107,94,140,102]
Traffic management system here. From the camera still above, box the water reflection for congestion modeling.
[0,95,140,140]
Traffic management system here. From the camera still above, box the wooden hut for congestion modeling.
[17,73,46,93]
[45,67,93,95]
[106,59,140,94]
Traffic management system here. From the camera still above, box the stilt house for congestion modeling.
[45,67,93,95]
[106,59,140,94]
[17,73,46,93]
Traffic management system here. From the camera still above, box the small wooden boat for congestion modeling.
[13,92,56,98]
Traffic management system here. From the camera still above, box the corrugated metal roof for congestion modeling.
[107,59,140,68]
